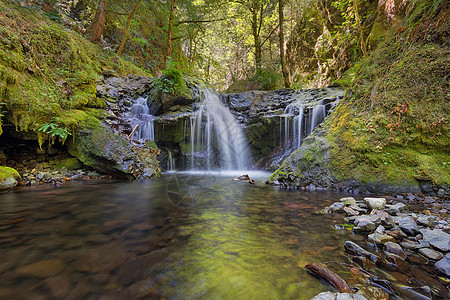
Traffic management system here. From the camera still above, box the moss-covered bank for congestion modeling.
[270,0,449,195]
[0,166,21,191]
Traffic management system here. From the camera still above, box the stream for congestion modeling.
[0,171,362,299]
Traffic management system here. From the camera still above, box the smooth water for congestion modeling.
[0,173,359,299]
[130,97,155,141]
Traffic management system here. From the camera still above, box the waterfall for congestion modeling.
[130,97,155,141]
[189,89,250,170]
[310,100,326,134]
[167,150,176,171]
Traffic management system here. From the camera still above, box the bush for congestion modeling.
[254,69,281,91]
[153,59,188,96]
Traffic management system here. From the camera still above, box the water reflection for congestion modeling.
[0,174,353,299]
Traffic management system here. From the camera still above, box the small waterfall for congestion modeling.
[167,150,176,171]
[189,89,250,170]
[310,100,326,134]
[130,97,155,141]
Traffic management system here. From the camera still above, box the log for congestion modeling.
[305,263,353,293]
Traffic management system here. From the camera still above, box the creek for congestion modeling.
[0,172,362,299]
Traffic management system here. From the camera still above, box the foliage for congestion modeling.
[38,122,72,144]
[153,59,188,96]
[253,69,282,91]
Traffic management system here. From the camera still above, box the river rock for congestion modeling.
[384,203,405,215]
[340,197,356,205]
[74,242,130,273]
[354,215,381,232]
[117,248,170,285]
[398,216,420,236]
[368,232,394,244]
[400,239,430,250]
[311,292,368,300]
[435,254,450,277]
[326,202,346,213]
[344,241,380,264]
[344,206,359,216]
[384,242,406,260]
[417,216,434,227]
[0,166,21,191]
[15,259,65,278]
[44,275,71,298]
[363,198,386,210]
[419,248,444,260]
[420,229,450,251]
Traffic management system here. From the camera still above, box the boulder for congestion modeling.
[420,229,450,252]
[398,216,420,236]
[363,197,386,210]
[435,254,450,277]
[326,202,346,213]
[0,166,21,191]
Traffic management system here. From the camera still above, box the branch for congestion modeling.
[174,16,236,26]
[260,23,279,47]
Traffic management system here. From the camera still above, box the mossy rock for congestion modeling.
[56,157,84,170]
[0,166,21,191]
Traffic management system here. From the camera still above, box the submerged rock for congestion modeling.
[310,292,368,300]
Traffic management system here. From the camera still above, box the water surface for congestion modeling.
[0,172,359,299]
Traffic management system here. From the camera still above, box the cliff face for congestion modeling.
[270,0,450,196]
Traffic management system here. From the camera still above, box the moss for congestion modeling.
[56,157,84,170]
[0,0,150,142]
[0,166,20,190]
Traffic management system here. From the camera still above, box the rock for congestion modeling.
[354,215,381,232]
[420,229,450,251]
[344,206,359,216]
[0,166,21,191]
[376,211,395,229]
[311,292,368,300]
[74,242,130,273]
[386,228,406,241]
[398,216,420,236]
[437,189,446,198]
[384,203,405,215]
[419,248,444,260]
[340,197,356,205]
[417,216,434,227]
[368,232,394,245]
[44,275,71,298]
[400,240,430,250]
[384,242,407,260]
[435,254,450,277]
[326,202,346,213]
[15,259,65,278]
[101,219,131,233]
[344,241,380,264]
[363,197,386,210]
[117,248,170,285]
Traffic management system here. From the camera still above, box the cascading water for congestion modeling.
[189,89,250,170]
[130,97,155,141]
[310,100,326,134]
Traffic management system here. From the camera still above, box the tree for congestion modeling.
[278,0,290,87]
[167,0,176,58]
[117,0,143,56]
[87,0,108,42]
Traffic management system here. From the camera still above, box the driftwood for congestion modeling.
[305,263,353,293]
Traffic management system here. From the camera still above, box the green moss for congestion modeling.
[56,157,84,170]
[0,166,20,181]
[0,0,150,141]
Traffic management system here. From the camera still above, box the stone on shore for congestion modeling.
[419,248,444,261]
[398,216,420,236]
[420,229,450,252]
[354,215,381,232]
[363,198,386,210]
[340,197,356,205]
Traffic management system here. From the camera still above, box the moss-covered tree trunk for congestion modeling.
[117,0,143,56]
[167,0,176,58]
[87,0,108,42]
[279,0,290,88]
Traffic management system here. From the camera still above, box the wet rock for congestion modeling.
[376,211,395,229]
[400,239,429,250]
[340,197,356,205]
[344,241,380,264]
[354,215,381,232]
[386,228,406,241]
[74,242,130,273]
[417,216,434,227]
[344,207,359,216]
[311,292,368,300]
[356,284,389,300]
[384,242,406,260]
[368,232,394,245]
[101,219,131,233]
[0,166,21,191]
[117,248,170,285]
[420,229,450,251]
[384,203,405,215]
[398,216,420,236]
[419,248,444,260]
[435,254,450,277]
[44,275,71,298]
[15,259,65,278]
[363,198,386,210]
[326,202,346,213]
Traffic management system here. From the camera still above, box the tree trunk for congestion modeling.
[279,0,290,88]
[117,0,143,56]
[252,7,262,73]
[352,0,367,57]
[167,0,176,58]
[87,0,108,42]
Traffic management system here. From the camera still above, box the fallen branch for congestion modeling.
[305,263,353,293]
[127,124,139,140]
